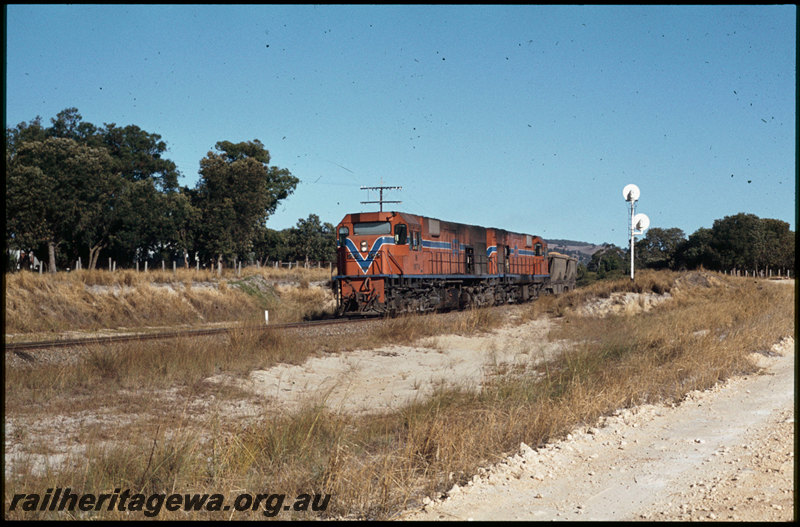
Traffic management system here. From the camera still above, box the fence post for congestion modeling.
[136,261,139,272]
[113,261,116,272]
[162,261,165,272]
[145,261,148,272]
[173,261,177,274]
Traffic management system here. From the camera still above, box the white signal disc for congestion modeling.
[633,213,650,231]
[622,184,640,202]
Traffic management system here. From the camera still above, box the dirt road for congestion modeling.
[405,336,794,521]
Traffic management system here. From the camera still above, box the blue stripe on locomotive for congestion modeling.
[344,236,395,274]
[344,239,542,275]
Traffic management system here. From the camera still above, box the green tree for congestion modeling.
[588,245,626,279]
[673,227,718,270]
[48,107,99,142]
[759,218,794,272]
[673,214,795,273]
[251,225,291,264]
[97,123,180,191]
[287,214,336,264]
[105,182,199,267]
[86,115,188,264]
[635,227,686,269]
[192,140,298,268]
[6,116,48,155]
[6,138,119,271]
[710,213,765,271]
[7,108,193,269]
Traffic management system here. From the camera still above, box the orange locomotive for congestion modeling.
[333,211,576,315]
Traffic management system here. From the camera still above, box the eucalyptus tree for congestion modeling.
[6,137,120,271]
[6,108,194,269]
[634,227,686,269]
[287,214,336,264]
[192,140,298,268]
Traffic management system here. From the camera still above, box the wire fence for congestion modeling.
[7,250,793,279]
[12,257,334,276]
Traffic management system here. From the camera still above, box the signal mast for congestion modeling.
[622,184,650,281]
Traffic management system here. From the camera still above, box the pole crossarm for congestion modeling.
[360,185,402,212]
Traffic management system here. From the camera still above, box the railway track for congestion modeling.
[4,316,380,352]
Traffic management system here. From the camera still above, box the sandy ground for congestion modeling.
[204,290,673,417]
[205,316,568,416]
[404,336,795,521]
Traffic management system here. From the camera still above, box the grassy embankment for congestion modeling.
[3,270,794,520]
[4,266,333,337]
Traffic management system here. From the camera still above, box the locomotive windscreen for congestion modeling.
[353,222,392,235]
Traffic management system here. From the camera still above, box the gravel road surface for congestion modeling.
[406,336,794,521]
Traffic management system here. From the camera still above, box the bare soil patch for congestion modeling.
[204,317,566,416]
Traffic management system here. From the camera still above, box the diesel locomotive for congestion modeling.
[332,211,577,315]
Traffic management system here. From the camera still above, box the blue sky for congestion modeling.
[5,4,796,246]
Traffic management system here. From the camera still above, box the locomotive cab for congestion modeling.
[334,212,413,314]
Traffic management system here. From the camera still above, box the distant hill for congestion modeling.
[545,239,613,265]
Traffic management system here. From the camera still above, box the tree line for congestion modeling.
[584,213,794,281]
[6,108,337,272]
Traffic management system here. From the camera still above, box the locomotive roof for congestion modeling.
[342,211,543,240]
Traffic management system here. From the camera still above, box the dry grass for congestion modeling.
[370,307,504,346]
[4,267,332,335]
[522,268,678,320]
[4,271,794,520]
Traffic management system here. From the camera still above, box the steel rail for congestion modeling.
[5,316,379,352]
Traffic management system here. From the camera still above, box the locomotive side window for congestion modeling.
[534,243,542,256]
[413,232,421,250]
[353,222,392,235]
[394,224,407,245]
[338,226,349,246]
